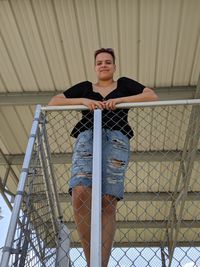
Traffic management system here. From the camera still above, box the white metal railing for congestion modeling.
[42,99,200,111]
[90,109,102,266]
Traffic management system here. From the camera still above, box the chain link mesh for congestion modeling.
[1,103,200,267]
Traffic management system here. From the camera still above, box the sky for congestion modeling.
[183,263,199,267]
[0,194,11,249]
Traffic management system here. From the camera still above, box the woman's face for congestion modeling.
[94,52,116,81]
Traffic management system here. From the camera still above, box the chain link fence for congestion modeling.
[1,100,200,267]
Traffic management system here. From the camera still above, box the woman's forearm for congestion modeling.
[48,94,84,106]
[119,88,158,103]
[48,95,105,110]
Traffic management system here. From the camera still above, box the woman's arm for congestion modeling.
[104,88,158,110]
[119,88,158,103]
[48,94,83,106]
[48,94,104,110]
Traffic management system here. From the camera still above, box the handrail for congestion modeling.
[90,109,102,267]
[41,99,200,111]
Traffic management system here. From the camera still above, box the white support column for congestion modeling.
[90,109,102,267]
[0,105,42,267]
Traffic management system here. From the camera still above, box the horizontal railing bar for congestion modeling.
[42,99,200,111]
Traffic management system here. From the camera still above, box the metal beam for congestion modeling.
[0,86,196,106]
[30,191,200,203]
[70,241,200,248]
[1,150,200,165]
[52,219,200,230]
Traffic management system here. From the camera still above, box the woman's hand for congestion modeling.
[82,97,123,111]
[82,98,105,111]
[103,98,121,110]
[103,88,158,110]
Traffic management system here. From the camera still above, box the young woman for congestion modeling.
[48,48,158,267]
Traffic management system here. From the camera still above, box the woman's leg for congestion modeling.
[72,186,92,266]
[102,195,117,267]
[72,188,117,267]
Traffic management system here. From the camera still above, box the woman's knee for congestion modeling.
[102,195,117,216]
[72,186,91,210]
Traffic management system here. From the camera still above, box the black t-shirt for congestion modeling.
[63,77,145,139]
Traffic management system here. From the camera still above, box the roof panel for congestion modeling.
[0,138,9,154]
[191,39,200,85]
[173,0,200,86]
[15,106,35,136]
[0,0,199,93]
[183,201,200,220]
[0,1,38,91]
[0,35,22,92]
[0,108,22,153]
[0,106,29,153]
[9,0,56,91]
[178,228,200,243]
[156,0,182,87]
[74,0,100,80]
[31,0,71,90]
[118,0,139,78]
[96,0,120,78]
[0,76,6,93]
[53,0,87,85]
[139,0,161,87]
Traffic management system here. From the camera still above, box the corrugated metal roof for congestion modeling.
[0,0,200,94]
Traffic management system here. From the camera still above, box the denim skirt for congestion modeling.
[69,129,130,200]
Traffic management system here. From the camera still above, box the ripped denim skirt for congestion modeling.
[69,129,130,200]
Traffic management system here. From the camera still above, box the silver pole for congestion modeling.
[90,109,102,267]
[41,99,200,111]
[56,221,71,267]
[0,105,41,267]
[42,120,62,219]
[38,130,58,235]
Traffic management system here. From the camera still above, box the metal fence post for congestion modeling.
[0,105,41,267]
[56,220,71,267]
[90,109,102,267]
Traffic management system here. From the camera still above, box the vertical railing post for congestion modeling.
[90,109,102,267]
[0,105,41,267]
[56,220,71,267]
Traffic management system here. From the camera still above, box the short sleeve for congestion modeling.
[119,77,145,96]
[63,81,90,98]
